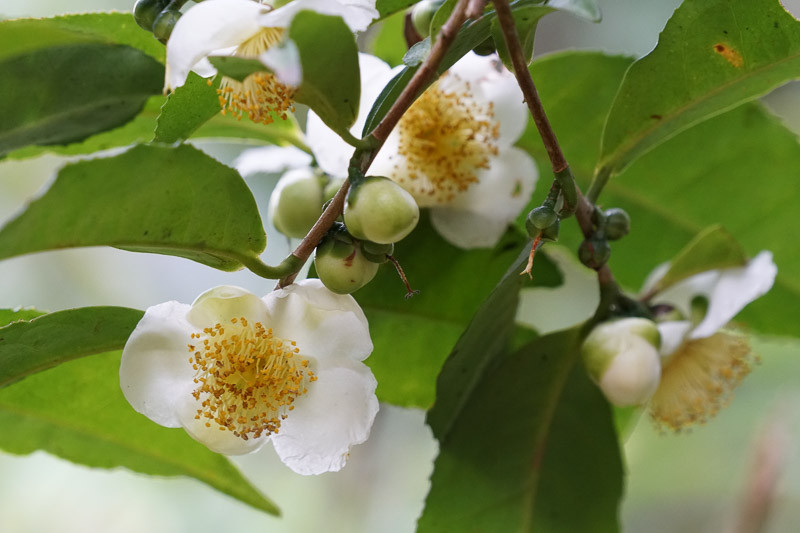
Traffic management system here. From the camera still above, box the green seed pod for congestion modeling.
[360,240,394,264]
[133,0,170,32]
[269,168,324,239]
[344,176,420,244]
[314,237,379,294]
[578,236,611,269]
[153,8,181,41]
[411,0,445,39]
[541,218,561,242]
[525,205,558,238]
[604,208,631,241]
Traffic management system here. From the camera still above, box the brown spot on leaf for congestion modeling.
[713,43,743,68]
[650,114,663,120]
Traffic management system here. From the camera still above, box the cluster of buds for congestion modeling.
[133,0,182,42]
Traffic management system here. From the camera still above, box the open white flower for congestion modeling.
[645,251,777,430]
[120,279,378,475]
[307,52,537,249]
[165,0,379,124]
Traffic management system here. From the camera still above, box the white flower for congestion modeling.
[165,0,379,124]
[119,279,378,475]
[645,251,777,430]
[307,52,537,249]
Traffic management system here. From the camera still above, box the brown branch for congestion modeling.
[466,0,490,20]
[277,0,471,288]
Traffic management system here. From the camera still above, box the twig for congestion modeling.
[387,254,420,299]
[276,0,471,288]
[466,0,490,19]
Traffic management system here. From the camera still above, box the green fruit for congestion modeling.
[578,236,611,269]
[153,8,181,41]
[525,205,558,237]
[359,240,394,264]
[269,168,325,239]
[314,237,379,294]
[133,0,169,32]
[344,176,420,244]
[541,218,560,242]
[604,208,631,241]
[323,176,346,203]
[411,0,444,38]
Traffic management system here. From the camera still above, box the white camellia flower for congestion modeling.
[165,0,379,124]
[644,251,777,430]
[120,279,378,475]
[307,52,537,249]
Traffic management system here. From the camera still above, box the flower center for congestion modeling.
[649,331,755,431]
[217,28,295,125]
[392,74,500,205]
[188,316,316,441]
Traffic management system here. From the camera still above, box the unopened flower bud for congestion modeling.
[473,36,497,56]
[323,176,346,203]
[360,241,394,264]
[604,208,631,241]
[411,0,445,39]
[314,236,378,294]
[578,236,611,269]
[541,218,560,242]
[133,0,169,32]
[153,8,181,41]
[582,318,662,407]
[344,176,420,244]
[269,168,324,239]
[525,205,558,237]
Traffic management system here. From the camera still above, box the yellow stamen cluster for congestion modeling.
[393,75,500,205]
[188,316,316,441]
[649,331,756,431]
[217,27,295,125]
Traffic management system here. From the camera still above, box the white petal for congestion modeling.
[651,269,720,319]
[271,360,379,474]
[260,39,302,87]
[119,301,196,428]
[639,261,670,296]
[187,285,269,328]
[657,320,693,359]
[691,250,777,338]
[260,0,379,32]
[598,337,661,407]
[430,147,538,248]
[176,399,268,455]
[234,146,313,176]
[165,0,268,90]
[265,279,373,363]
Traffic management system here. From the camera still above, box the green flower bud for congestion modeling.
[153,8,181,41]
[411,0,445,38]
[473,36,497,56]
[604,208,631,241]
[360,240,394,264]
[581,318,661,407]
[541,218,560,242]
[133,0,169,32]
[578,236,611,269]
[269,168,324,239]
[525,205,558,238]
[344,176,420,245]
[323,176,346,203]
[314,236,378,294]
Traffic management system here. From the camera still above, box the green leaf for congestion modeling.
[0,43,164,157]
[208,56,266,82]
[0,350,279,515]
[371,9,409,66]
[0,144,267,271]
[599,0,800,174]
[418,328,623,532]
[650,225,748,293]
[353,214,561,408]
[377,0,418,18]
[154,74,223,143]
[0,309,46,328]
[0,307,144,388]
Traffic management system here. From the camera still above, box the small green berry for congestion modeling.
[344,176,420,244]
[604,208,631,241]
[133,0,169,32]
[269,168,324,239]
[314,237,379,294]
[525,205,558,238]
[578,236,611,269]
[153,8,181,41]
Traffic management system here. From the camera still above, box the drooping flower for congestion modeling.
[307,52,537,249]
[645,251,777,431]
[165,0,379,124]
[119,279,378,475]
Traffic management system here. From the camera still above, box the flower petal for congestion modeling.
[271,359,379,474]
[265,279,373,363]
[691,251,777,338]
[260,39,302,87]
[260,0,379,32]
[656,320,693,360]
[234,145,313,176]
[430,147,537,248]
[165,0,268,90]
[119,301,196,428]
[175,399,268,455]
[187,285,270,328]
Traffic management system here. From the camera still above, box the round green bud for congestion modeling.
[604,208,631,241]
[269,168,324,239]
[473,36,497,56]
[578,236,611,269]
[153,8,181,41]
[525,205,558,238]
[344,176,420,244]
[411,0,444,39]
[581,318,661,407]
[540,218,560,242]
[314,237,379,294]
[360,240,394,264]
[133,0,169,32]
[323,176,346,203]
